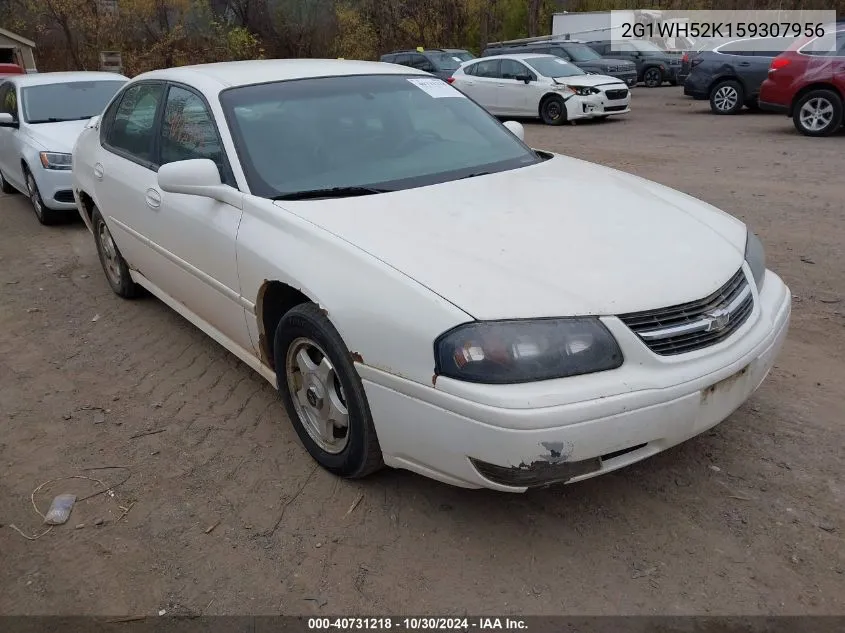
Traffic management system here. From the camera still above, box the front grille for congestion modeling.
[53,190,75,203]
[604,105,627,112]
[619,268,754,356]
[605,89,628,100]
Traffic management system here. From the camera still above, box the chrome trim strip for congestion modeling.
[638,284,752,342]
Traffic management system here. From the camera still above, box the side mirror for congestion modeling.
[0,112,18,128]
[516,74,532,84]
[502,120,525,141]
[157,159,242,208]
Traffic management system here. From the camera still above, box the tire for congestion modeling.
[792,89,843,137]
[709,79,744,115]
[0,169,15,194]
[540,95,567,126]
[274,303,383,479]
[91,206,142,298]
[643,67,663,88]
[25,168,61,225]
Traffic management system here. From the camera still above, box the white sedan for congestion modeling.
[449,54,631,125]
[72,60,790,492]
[0,72,128,224]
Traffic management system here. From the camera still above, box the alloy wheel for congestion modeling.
[799,97,834,133]
[26,173,43,219]
[644,68,662,87]
[713,86,738,112]
[285,337,350,454]
[97,220,123,287]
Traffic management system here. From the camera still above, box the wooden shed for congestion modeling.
[0,27,37,72]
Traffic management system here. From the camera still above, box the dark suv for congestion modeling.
[379,49,475,80]
[587,40,682,87]
[683,37,794,114]
[482,38,637,87]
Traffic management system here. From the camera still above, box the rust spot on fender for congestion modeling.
[256,281,271,365]
[319,305,328,316]
[350,352,364,364]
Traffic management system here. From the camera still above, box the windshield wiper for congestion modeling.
[28,117,73,124]
[458,171,491,180]
[272,186,390,201]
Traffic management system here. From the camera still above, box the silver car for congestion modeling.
[0,71,127,224]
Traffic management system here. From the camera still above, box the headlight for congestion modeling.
[39,152,72,171]
[434,318,623,384]
[745,230,766,290]
[555,84,600,96]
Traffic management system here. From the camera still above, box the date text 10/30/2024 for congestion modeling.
[308,618,528,630]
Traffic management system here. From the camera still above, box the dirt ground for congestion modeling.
[1,87,843,617]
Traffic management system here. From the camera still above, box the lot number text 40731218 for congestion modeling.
[307,617,528,630]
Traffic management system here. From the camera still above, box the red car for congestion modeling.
[0,63,25,78]
[759,26,845,136]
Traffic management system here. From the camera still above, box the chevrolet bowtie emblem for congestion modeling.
[703,308,731,333]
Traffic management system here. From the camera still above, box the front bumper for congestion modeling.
[566,92,631,121]
[34,166,76,211]
[605,70,638,87]
[360,269,791,492]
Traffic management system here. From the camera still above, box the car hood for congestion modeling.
[25,120,89,154]
[276,155,747,320]
[553,75,626,87]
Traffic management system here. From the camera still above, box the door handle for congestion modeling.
[738,62,751,66]
[93,163,104,180]
[145,188,162,209]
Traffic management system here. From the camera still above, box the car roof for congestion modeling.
[135,59,428,90]
[4,71,128,86]
[471,53,557,61]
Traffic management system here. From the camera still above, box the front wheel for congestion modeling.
[274,303,383,478]
[25,169,60,225]
[91,206,142,298]
[643,67,663,88]
[540,95,567,126]
[793,90,843,137]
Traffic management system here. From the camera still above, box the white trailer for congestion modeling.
[551,10,695,51]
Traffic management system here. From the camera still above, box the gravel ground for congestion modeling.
[1,87,843,616]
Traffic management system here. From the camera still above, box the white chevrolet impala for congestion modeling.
[72,60,790,492]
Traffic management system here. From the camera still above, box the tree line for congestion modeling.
[0,0,841,76]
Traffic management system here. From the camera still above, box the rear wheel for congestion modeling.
[274,303,383,478]
[793,89,843,137]
[540,95,567,126]
[25,168,60,225]
[91,206,142,298]
[643,67,663,88]
[709,80,744,115]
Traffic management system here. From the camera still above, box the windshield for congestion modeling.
[525,56,586,78]
[450,51,475,62]
[21,80,126,123]
[561,43,602,62]
[221,74,539,199]
[427,52,465,71]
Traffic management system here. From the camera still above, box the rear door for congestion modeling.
[742,38,794,97]
[457,59,501,112]
[834,32,845,93]
[95,81,166,278]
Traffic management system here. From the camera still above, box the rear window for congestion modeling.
[799,31,845,56]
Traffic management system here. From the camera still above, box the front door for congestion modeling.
[142,83,250,351]
[497,59,535,116]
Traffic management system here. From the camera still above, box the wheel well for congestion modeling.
[256,280,311,370]
[790,83,842,116]
[77,190,95,225]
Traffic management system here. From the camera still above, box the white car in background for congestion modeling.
[72,59,789,492]
[450,54,631,125]
[0,71,128,224]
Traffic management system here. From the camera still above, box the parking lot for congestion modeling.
[1,86,843,616]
